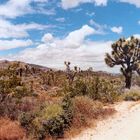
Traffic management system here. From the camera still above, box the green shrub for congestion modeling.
[98,79,121,103]
[41,102,72,138]
[42,104,63,120]
[62,78,88,97]
[19,101,73,140]
[62,94,73,110]
[71,79,88,96]
[87,76,101,100]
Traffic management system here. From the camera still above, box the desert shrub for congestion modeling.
[12,85,30,99]
[18,97,38,112]
[41,70,56,87]
[19,112,36,131]
[87,76,101,100]
[42,104,63,120]
[124,87,140,101]
[0,96,38,121]
[0,98,19,120]
[0,117,26,140]
[62,78,88,98]
[133,76,140,86]
[97,79,121,103]
[63,76,121,103]
[71,79,88,96]
[19,101,73,140]
[0,68,37,120]
[71,96,103,128]
[62,94,73,110]
[0,78,29,102]
[88,77,121,103]
[39,103,72,139]
[0,68,32,103]
[19,106,47,139]
[43,115,66,138]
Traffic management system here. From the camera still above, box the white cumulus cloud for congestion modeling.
[111,26,123,34]
[61,0,108,9]
[41,33,54,43]
[0,39,33,50]
[0,18,50,39]
[0,0,33,18]
[0,0,51,18]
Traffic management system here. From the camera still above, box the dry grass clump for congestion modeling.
[123,86,140,101]
[72,96,103,127]
[0,117,26,140]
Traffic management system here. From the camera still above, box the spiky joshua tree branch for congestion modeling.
[105,36,140,89]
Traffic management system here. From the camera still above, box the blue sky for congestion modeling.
[0,0,140,72]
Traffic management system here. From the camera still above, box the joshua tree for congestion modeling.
[105,36,140,89]
[64,61,78,85]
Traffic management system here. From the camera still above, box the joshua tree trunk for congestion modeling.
[125,72,132,89]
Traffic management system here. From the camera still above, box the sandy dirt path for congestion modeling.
[68,101,140,140]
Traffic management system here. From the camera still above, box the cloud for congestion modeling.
[64,25,95,48]
[0,0,52,18]
[55,17,65,22]
[86,12,95,17]
[5,25,115,72]
[41,33,54,43]
[111,26,123,34]
[61,0,108,9]
[33,0,48,2]
[0,0,33,18]
[42,25,95,48]
[0,39,33,50]
[60,0,140,9]
[119,0,140,8]
[89,19,107,34]
[0,18,50,39]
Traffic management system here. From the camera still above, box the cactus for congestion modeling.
[105,36,140,89]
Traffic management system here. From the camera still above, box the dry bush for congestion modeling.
[18,97,38,113]
[72,96,103,128]
[71,95,115,128]
[123,86,140,101]
[0,118,26,140]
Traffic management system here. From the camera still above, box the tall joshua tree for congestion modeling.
[105,36,140,89]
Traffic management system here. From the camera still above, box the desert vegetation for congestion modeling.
[0,37,140,140]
